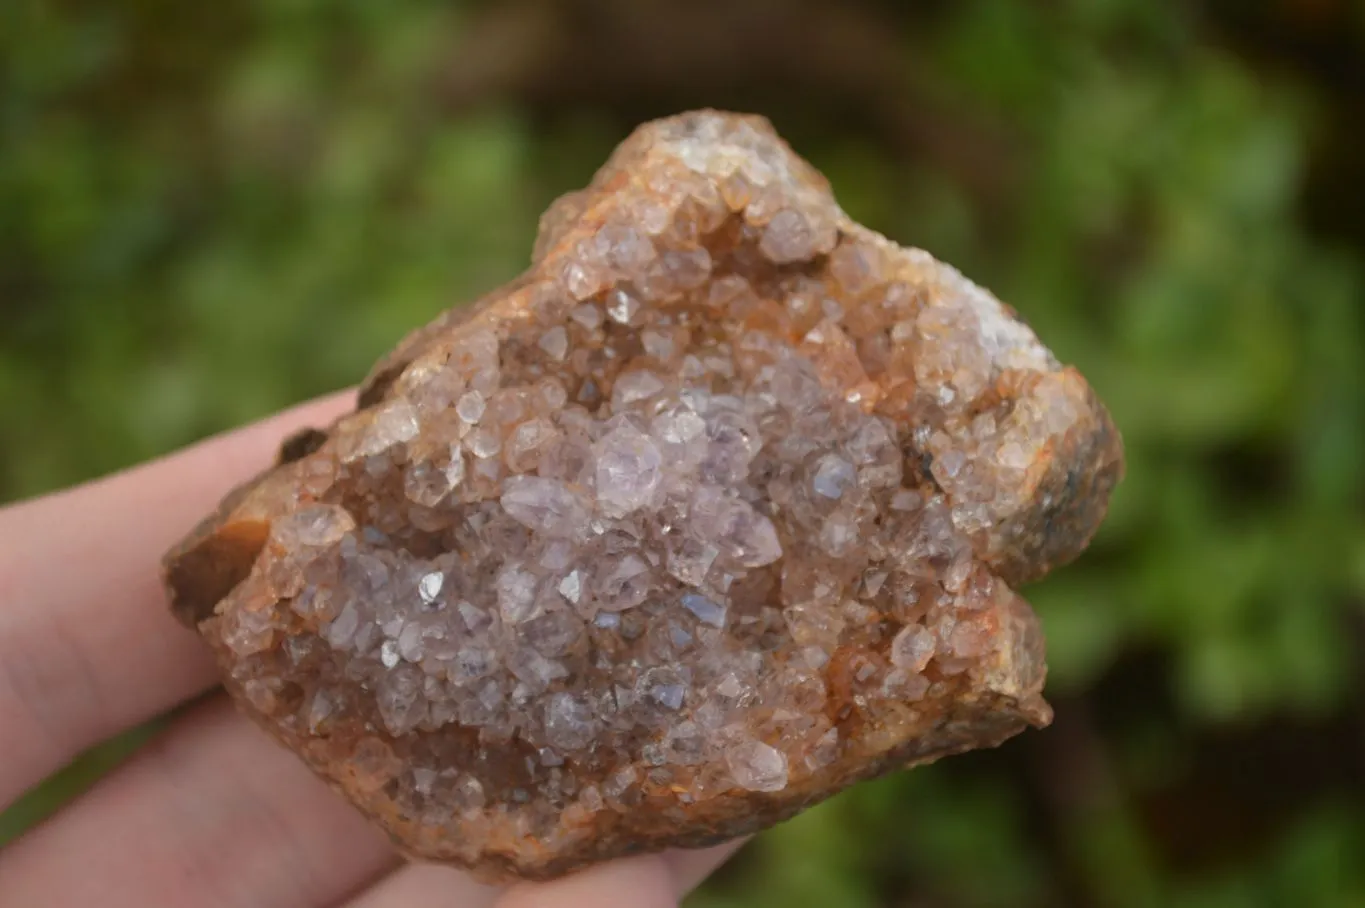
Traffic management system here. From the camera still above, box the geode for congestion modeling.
[164,111,1122,882]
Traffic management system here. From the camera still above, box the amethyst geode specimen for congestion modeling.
[164,111,1122,882]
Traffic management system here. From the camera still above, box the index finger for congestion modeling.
[0,391,354,809]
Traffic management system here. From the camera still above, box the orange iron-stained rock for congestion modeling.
[164,111,1123,882]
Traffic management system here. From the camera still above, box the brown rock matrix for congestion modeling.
[164,111,1122,882]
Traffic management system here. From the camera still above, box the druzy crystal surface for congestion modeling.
[164,111,1122,881]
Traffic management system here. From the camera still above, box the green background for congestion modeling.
[3,1,1364,905]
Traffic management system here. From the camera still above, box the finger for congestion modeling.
[663,840,746,894]
[340,862,501,908]
[495,840,746,908]
[339,836,744,908]
[497,857,677,908]
[0,391,353,807]
[0,696,397,908]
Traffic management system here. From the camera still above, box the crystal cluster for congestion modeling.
[164,111,1122,882]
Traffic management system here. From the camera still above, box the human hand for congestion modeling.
[0,392,741,908]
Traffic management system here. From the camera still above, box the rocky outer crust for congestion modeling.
[164,111,1122,882]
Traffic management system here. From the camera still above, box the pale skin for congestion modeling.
[0,391,742,908]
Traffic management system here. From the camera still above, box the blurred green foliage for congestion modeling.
[3,0,1364,905]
